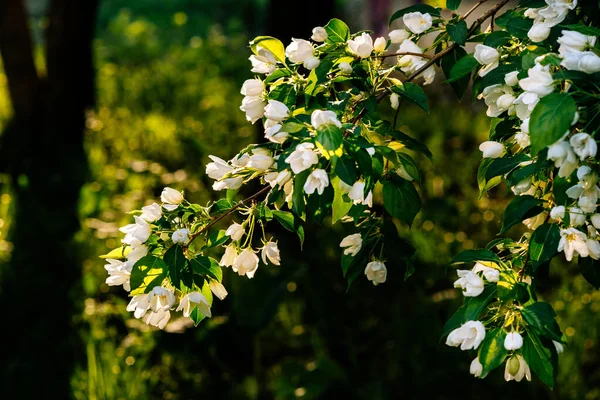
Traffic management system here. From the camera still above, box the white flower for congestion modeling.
[446,320,486,350]
[261,241,281,265]
[548,140,578,178]
[248,153,274,170]
[523,211,547,230]
[206,155,233,180]
[304,56,320,70]
[104,259,131,291]
[213,177,243,191]
[505,355,532,382]
[339,61,352,74]
[577,166,598,190]
[513,92,540,120]
[148,286,176,311]
[143,309,171,329]
[340,233,362,257]
[232,248,259,278]
[374,37,387,53]
[479,141,505,158]
[419,63,436,85]
[161,187,184,211]
[472,262,500,282]
[209,280,228,300]
[264,100,290,122]
[231,153,250,167]
[304,169,330,195]
[126,244,148,266]
[285,142,319,174]
[550,205,566,220]
[364,261,387,285]
[264,124,289,144]
[389,29,410,44]
[276,170,292,187]
[120,216,151,246]
[558,30,596,55]
[587,239,600,259]
[474,45,499,77]
[249,48,277,74]
[478,84,515,117]
[397,40,424,73]
[403,12,432,34]
[470,357,483,378]
[519,64,554,97]
[348,181,373,207]
[390,93,400,110]
[577,52,600,73]
[558,227,589,261]
[454,270,485,297]
[505,71,520,86]
[553,340,565,355]
[348,32,374,58]
[226,223,245,241]
[176,291,211,318]
[528,23,551,42]
[127,293,151,318]
[504,331,524,350]
[171,228,190,245]
[240,79,265,96]
[311,109,342,129]
[141,203,162,222]
[570,133,597,160]
[569,207,586,227]
[219,245,238,267]
[512,178,533,196]
[285,38,315,64]
[240,96,266,124]
[311,26,328,42]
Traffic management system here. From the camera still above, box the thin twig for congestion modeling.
[379,52,433,59]
[406,0,511,83]
[462,0,490,21]
[185,185,271,247]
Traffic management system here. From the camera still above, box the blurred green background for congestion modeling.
[0,0,598,399]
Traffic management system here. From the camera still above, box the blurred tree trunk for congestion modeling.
[370,0,392,35]
[0,0,98,397]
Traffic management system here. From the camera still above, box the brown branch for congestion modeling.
[185,185,271,247]
[462,0,490,21]
[379,52,433,59]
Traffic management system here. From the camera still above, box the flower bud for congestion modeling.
[311,26,328,42]
[171,228,190,245]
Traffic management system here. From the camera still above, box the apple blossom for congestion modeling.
[558,227,589,261]
[374,37,387,53]
[219,245,238,267]
[264,100,290,122]
[504,355,531,382]
[311,109,342,129]
[120,216,151,246]
[403,12,432,34]
[261,241,281,265]
[340,233,362,257]
[474,45,499,77]
[446,321,486,350]
[348,33,374,58]
[388,29,410,44]
[161,187,184,211]
[504,331,524,350]
[479,141,505,158]
[249,48,277,74]
[304,169,330,195]
[176,291,211,318]
[454,270,485,297]
[232,248,259,278]
[209,280,228,300]
[240,79,265,96]
[226,223,245,241]
[364,261,387,285]
[285,142,319,174]
[339,61,352,74]
[470,357,483,378]
[171,228,190,245]
[311,26,328,42]
[140,203,162,222]
[570,133,597,160]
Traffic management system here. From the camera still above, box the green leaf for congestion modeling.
[164,245,187,290]
[447,54,479,83]
[441,306,466,339]
[316,124,343,159]
[389,4,441,25]
[450,249,501,265]
[397,153,421,183]
[264,68,292,84]
[130,256,167,295]
[190,256,222,282]
[382,177,421,226]
[202,229,229,250]
[478,159,502,196]
[272,210,305,245]
[446,0,461,10]
[387,130,433,159]
[559,24,600,37]
[500,195,544,234]
[441,46,470,99]
[324,18,350,43]
[529,224,560,269]
[579,257,600,290]
[305,57,334,99]
[484,153,530,181]
[522,302,563,343]
[464,284,497,321]
[391,83,429,113]
[505,16,533,40]
[331,176,353,224]
[529,93,577,156]
[522,332,555,388]
[250,36,286,63]
[484,31,512,47]
[292,170,310,217]
[447,20,468,45]
[335,154,358,185]
[100,246,130,259]
[478,328,508,378]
